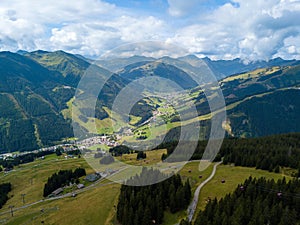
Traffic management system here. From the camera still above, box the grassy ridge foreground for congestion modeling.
[0,151,293,225]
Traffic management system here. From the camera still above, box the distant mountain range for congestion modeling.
[97,53,300,80]
[0,50,299,153]
[198,56,300,78]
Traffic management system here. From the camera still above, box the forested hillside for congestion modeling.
[0,52,73,152]
[161,133,300,176]
[194,177,300,225]
[117,168,191,225]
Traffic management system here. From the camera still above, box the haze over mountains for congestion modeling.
[0,50,299,153]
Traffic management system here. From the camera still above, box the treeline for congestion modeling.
[0,150,54,169]
[194,177,300,225]
[55,147,81,156]
[67,149,81,155]
[160,133,300,176]
[43,168,86,197]
[117,168,191,225]
[109,145,147,160]
[109,145,134,156]
[0,183,12,209]
[220,134,300,174]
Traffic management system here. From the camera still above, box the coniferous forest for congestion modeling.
[160,133,300,176]
[194,177,300,225]
[43,168,86,197]
[117,168,191,225]
[0,183,12,209]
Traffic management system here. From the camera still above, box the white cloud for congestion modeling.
[167,0,300,60]
[0,0,115,23]
[0,0,300,60]
[47,16,167,57]
[0,0,168,57]
[275,35,300,59]
[0,0,117,52]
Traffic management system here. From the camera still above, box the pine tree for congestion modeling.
[194,177,300,225]
[184,180,192,204]
[143,206,151,225]
[116,168,193,225]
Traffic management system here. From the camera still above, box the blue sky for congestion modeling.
[0,0,299,60]
[105,0,231,12]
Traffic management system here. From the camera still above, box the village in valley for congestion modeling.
[0,133,124,197]
[0,134,119,160]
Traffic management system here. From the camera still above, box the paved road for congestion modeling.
[187,161,222,222]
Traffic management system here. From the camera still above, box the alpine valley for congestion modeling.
[0,50,300,225]
[0,50,299,153]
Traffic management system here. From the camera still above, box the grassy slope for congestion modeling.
[3,183,120,225]
[63,97,128,135]
[0,151,293,225]
[194,164,292,222]
[162,161,292,224]
[116,149,167,166]
[221,66,281,82]
[0,154,120,225]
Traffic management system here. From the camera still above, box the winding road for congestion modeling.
[187,161,222,222]
[1,160,222,224]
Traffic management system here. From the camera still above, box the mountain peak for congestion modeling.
[30,50,50,55]
[16,50,29,55]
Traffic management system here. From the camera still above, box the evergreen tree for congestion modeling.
[194,177,300,225]
[0,183,12,209]
[43,168,86,197]
[160,133,300,177]
[137,151,147,160]
[143,206,151,225]
[55,147,63,156]
[116,168,192,225]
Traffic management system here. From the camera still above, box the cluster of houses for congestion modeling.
[49,168,121,198]
[0,134,122,161]
[0,153,13,160]
[118,127,133,136]
[77,135,119,148]
[50,172,103,197]
[0,144,78,160]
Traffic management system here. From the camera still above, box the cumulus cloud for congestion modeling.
[0,0,117,52]
[167,0,300,60]
[0,0,169,57]
[47,16,167,57]
[0,0,299,60]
